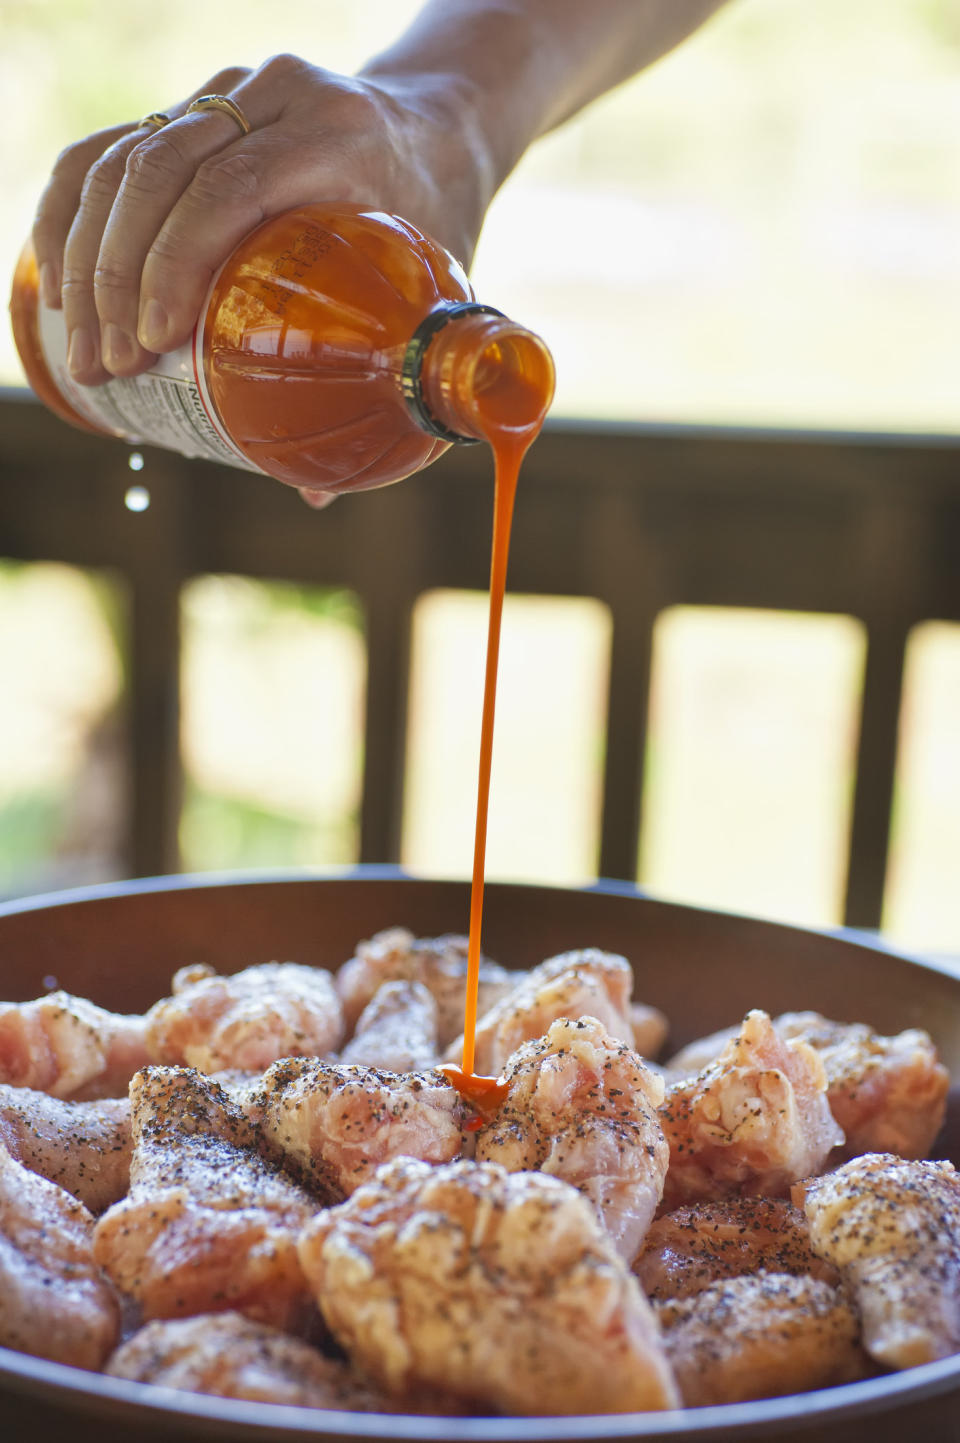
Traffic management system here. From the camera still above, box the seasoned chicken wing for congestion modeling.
[668,1011,949,1162]
[250,1056,462,1202]
[0,1143,120,1368]
[0,1083,130,1213]
[796,1152,960,1369]
[0,990,148,1099]
[667,1022,755,1079]
[297,1156,680,1415]
[656,1272,868,1406]
[106,1312,395,1410]
[339,979,439,1072]
[106,1312,470,1414]
[659,1010,843,1209]
[444,948,637,1077]
[774,1012,949,1160]
[145,961,344,1073]
[335,927,513,1048]
[635,1196,839,1302]
[474,1016,668,1260]
[93,1066,317,1330]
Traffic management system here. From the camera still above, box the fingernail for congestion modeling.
[138,297,169,351]
[38,262,60,309]
[103,323,135,372]
[67,326,96,378]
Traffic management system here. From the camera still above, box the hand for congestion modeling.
[32,52,492,390]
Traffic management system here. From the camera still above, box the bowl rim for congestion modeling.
[0,867,958,1441]
[3,1341,960,1443]
[0,862,952,977]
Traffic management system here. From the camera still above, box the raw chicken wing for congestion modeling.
[667,1022,756,1079]
[656,1271,868,1405]
[445,948,637,1077]
[774,1012,948,1160]
[94,1066,316,1330]
[336,927,512,1048]
[474,1015,668,1260]
[0,990,148,1099]
[635,1196,838,1302]
[659,1010,843,1209]
[0,1082,130,1212]
[668,1011,949,1161]
[339,979,439,1072]
[796,1152,960,1368]
[297,1156,680,1415]
[0,1142,119,1367]
[250,1056,462,1201]
[145,961,344,1072]
[107,1312,396,1410]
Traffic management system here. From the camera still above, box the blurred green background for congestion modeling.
[4,0,960,429]
[1,0,958,950]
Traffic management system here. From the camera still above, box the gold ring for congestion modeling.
[186,94,251,136]
[138,112,171,132]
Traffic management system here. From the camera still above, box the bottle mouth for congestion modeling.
[402,303,500,444]
[465,328,555,437]
[403,303,555,444]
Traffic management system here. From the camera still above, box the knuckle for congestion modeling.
[331,82,389,141]
[204,63,251,93]
[124,133,191,191]
[80,148,129,205]
[60,271,94,305]
[145,230,184,267]
[51,137,99,182]
[192,150,262,205]
[258,52,307,83]
[51,126,128,186]
[93,257,134,295]
[51,141,84,180]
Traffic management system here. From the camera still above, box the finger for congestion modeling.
[133,55,335,354]
[136,117,357,356]
[137,113,384,357]
[61,127,162,383]
[92,69,254,375]
[134,85,288,354]
[89,119,226,376]
[32,124,133,310]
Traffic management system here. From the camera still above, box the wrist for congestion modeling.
[358,2,555,217]
[356,67,501,266]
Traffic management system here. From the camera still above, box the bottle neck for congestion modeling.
[403,303,555,446]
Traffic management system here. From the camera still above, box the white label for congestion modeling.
[36,302,262,474]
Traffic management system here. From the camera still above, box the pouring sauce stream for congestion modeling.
[437,362,552,1115]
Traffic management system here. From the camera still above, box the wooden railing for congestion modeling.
[2,387,958,928]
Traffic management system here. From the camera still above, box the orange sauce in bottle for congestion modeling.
[199,206,473,491]
[10,206,548,498]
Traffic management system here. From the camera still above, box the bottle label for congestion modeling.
[35,301,262,473]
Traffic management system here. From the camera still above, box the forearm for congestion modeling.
[361,0,733,205]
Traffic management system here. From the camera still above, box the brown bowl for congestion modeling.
[0,868,958,1443]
